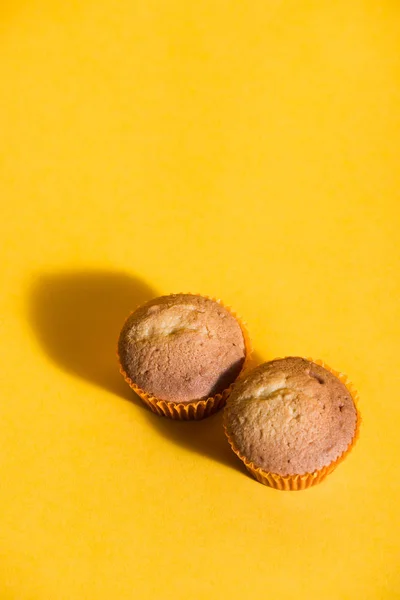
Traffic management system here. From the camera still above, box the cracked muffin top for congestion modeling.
[224,357,357,476]
[118,294,246,403]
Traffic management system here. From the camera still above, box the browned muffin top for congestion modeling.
[118,294,246,403]
[224,357,357,476]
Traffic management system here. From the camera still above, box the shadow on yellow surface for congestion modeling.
[28,269,155,401]
[27,270,264,471]
[148,409,243,471]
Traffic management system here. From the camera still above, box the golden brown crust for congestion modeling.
[118,294,246,402]
[224,357,357,476]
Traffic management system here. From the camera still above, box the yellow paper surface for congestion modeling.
[0,2,399,598]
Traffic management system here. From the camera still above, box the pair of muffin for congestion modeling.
[118,293,359,490]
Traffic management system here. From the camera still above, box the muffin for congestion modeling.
[224,357,360,490]
[118,293,249,419]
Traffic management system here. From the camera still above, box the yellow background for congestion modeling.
[0,1,399,598]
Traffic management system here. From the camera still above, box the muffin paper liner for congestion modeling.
[223,358,361,490]
[118,293,252,420]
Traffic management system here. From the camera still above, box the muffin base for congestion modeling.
[118,293,252,420]
[224,358,361,489]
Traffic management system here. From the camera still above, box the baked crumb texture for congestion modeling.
[118,294,246,403]
[224,357,358,477]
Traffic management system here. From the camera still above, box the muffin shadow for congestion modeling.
[146,409,242,470]
[27,269,155,400]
